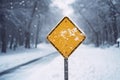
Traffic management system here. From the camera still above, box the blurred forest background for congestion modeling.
[0,0,120,53]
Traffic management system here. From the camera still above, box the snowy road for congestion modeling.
[0,52,59,80]
[0,44,120,80]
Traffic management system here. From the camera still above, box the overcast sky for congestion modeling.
[51,0,75,16]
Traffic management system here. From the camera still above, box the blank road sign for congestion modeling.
[47,17,86,58]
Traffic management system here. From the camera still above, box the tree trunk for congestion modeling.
[111,15,118,43]
[18,28,24,46]
[35,19,42,48]
[25,31,30,48]
[1,27,7,53]
[13,38,17,50]
[96,32,99,47]
[108,1,118,44]
[105,26,108,42]
[35,26,39,48]
[25,1,38,48]
[9,35,14,49]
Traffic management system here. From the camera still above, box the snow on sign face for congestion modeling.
[47,17,86,58]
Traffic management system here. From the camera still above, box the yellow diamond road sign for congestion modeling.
[47,17,86,58]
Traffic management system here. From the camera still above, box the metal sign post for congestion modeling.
[64,58,68,80]
[47,17,86,80]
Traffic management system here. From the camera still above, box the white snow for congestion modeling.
[26,45,120,80]
[60,28,78,40]
[117,38,120,42]
[60,30,67,39]
[0,44,120,80]
[74,36,79,41]
[0,43,56,73]
[68,28,77,36]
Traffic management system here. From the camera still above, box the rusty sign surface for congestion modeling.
[47,17,86,58]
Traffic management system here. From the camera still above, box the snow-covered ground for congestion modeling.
[0,44,120,80]
[0,43,56,73]
[24,45,120,80]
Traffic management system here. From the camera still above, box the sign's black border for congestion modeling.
[47,17,86,59]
